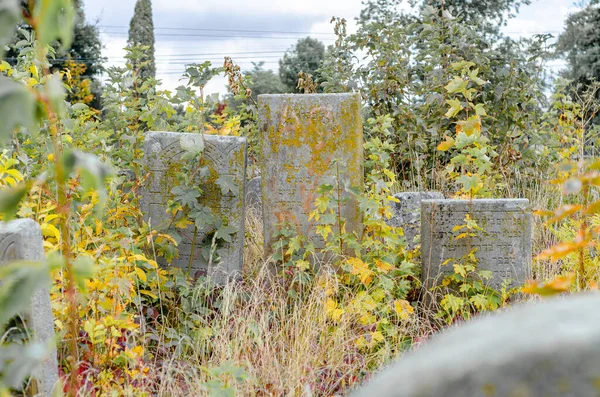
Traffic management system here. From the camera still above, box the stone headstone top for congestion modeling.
[258,93,363,256]
[352,293,600,397]
[388,192,444,249]
[0,219,58,396]
[141,131,247,283]
[421,199,532,290]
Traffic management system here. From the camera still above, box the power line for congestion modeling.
[99,25,336,36]
[99,31,336,40]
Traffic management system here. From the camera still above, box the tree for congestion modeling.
[422,0,532,30]
[128,0,156,80]
[279,37,325,92]
[245,62,285,100]
[70,0,104,77]
[6,0,105,107]
[557,2,600,91]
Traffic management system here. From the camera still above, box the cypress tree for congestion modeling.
[128,0,156,79]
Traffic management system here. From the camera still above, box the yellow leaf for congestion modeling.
[296,260,310,271]
[375,260,393,273]
[134,267,147,283]
[347,257,373,286]
[41,223,61,241]
[536,240,594,261]
[437,135,455,151]
[521,274,574,297]
[371,331,384,343]
[139,290,158,299]
[394,299,414,320]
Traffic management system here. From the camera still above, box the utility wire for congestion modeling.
[99,25,336,35]
[99,31,336,40]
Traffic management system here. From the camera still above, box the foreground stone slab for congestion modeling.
[387,192,444,249]
[352,293,600,397]
[246,176,262,216]
[141,132,247,282]
[0,219,58,396]
[258,93,363,255]
[421,199,532,290]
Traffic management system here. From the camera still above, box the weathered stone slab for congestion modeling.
[141,132,247,282]
[258,93,363,255]
[246,176,262,216]
[352,293,600,397]
[387,192,444,249]
[421,199,532,290]
[0,219,58,396]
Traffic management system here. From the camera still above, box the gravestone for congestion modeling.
[352,293,600,397]
[0,219,59,396]
[246,176,262,216]
[258,93,363,255]
[141,132,247,283]
[421,199,532,290]
[387,192,444,249]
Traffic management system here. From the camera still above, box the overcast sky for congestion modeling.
[82,0,580,95]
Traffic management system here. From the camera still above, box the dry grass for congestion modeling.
[133,176,568,396]
[131,211,441,396]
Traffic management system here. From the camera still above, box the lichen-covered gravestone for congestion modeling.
[258,94,363,255]
[352,293,600,397]
[246,176,262,216]
[141,132,247,282]
[387,192,444,249]
[421,199,532,290]
[0,219,59,396]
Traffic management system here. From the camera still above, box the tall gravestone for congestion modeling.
[246,176,262,216]
[141,132,247,282]
[352,293,600,397]
[387,192,444,249]
[421,199,532,290]
[0,219,59,396]
[258,94,363,255]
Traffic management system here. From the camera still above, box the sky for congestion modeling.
[82,0,581,96]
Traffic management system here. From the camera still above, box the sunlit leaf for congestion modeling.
[521,274,574,297]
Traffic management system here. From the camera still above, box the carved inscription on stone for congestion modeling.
[0,219,59,396]
[258,94,363,255]
[141,132,247,283]
[421,199,532,290]
[387,192,444,249]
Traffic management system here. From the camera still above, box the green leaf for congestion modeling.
[444,99,463,118]
[0,0,20,58]
[0,76,36,141]
[180,134,204,156]
[473,103,487,117]
[216,175,237,196]
[0,182,32,220]
[72,255,95,292]
[62,150,113,195]
[0,260,50,325]
[470,294,488,311]
[444,77,468,94]
[33,0,75,48]
[172,186,201,209]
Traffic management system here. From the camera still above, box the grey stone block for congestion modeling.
[246,176,262,216]
[352,293,600,397]
[258,93,363,256]
[141,132,247,283]
[0,219,58,396]
[421,199,532,290]
[388,192,444,249]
